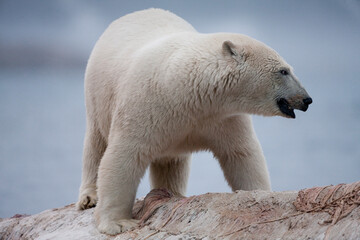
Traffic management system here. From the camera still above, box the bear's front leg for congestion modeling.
[94,140,148,235]
[209,115,271,191]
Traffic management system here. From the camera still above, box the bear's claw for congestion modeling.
[77,191,98,210]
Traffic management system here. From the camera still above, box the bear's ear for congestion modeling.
[222,41,247,62]
[222,41,238,57]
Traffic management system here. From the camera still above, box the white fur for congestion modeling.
[77,8,310,235]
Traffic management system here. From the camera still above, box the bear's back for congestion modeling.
[95,8,196,56]
[114,8,196,37]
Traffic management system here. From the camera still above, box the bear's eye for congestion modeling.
[280,69,289,76]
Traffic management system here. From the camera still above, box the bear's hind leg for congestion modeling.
[150,155,191,196]
[77,126,107,210]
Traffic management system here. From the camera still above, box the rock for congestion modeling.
[1,182,359,240]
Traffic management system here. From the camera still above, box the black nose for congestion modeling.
[303,97,313,105]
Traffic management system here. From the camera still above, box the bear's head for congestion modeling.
[218,36,312,118]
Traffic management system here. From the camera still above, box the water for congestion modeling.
[0,66,359,218]
[0,68,85,217]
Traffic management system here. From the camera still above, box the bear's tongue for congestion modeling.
[277,98,295,118]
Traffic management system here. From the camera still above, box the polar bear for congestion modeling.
[77,8,312,235]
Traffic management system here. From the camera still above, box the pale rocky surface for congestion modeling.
[1,182,359,240]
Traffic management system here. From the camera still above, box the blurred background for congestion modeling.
[0,0,359,218]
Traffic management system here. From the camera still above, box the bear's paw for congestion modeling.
[97,219,139,235]
[77,188,98,210]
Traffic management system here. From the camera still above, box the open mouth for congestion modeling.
[277,98,296,118]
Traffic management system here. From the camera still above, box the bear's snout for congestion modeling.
[302,97,313,111]
[277,96,312,118]
[299,97,313,112]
